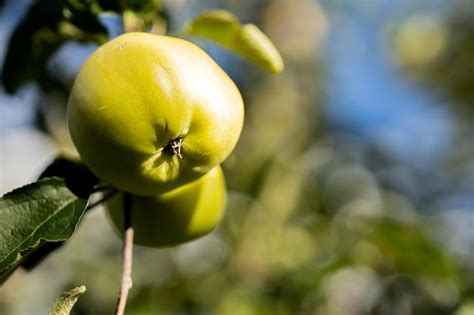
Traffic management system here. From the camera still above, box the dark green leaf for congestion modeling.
[185,10,284,73]
[16,157,99,271]
[39,156,99,199]
[1,0,108,94]
[96,0,122,12]
[0,178,88,281]
[64,0,107,34]
[1,0,64,93]
[48,285,86,315]
[126,0,159,13]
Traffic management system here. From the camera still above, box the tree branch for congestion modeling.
[86,189,117,212]
[115,193,134,315]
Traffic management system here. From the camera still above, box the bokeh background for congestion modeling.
[1,0,474,314]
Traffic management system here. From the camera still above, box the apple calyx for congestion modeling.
[164,137,183,158]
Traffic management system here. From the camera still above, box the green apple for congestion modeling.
[106,166,226,247]
[68,32,244,195]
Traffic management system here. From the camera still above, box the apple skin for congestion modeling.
[105,166,226,247]
[67,32,244,195]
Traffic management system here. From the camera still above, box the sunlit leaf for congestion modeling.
[48,285,86,315]
[185,10,284,73]
[185,10,239,45]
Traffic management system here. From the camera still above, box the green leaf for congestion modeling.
[126,0,160,13]
[48,285,87,315]
[1,0,108,94]
[64,0,108,34]
[95,0,122,12]
[185,10,240,45]
[123,0,162,32]
[1,0,64,93]
[39,156,99,199]
[233,24,285,74]
[0,178,88,281]
[9,156,99,272]
[185,10,284,73]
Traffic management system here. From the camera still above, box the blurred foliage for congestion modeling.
[394,3,474,120]
[1,0,474,315]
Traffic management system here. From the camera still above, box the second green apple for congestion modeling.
[106,166,226,247]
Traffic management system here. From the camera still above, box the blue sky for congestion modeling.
[322,0,454,168]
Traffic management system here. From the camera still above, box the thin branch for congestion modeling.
[115,193,134,315]
[85,189,117,212]
[90,184,113,193]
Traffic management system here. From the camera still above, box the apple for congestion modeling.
[105,166,226,247]
[68,32,244,195]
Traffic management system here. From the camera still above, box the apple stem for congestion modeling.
[115,193,134,315]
